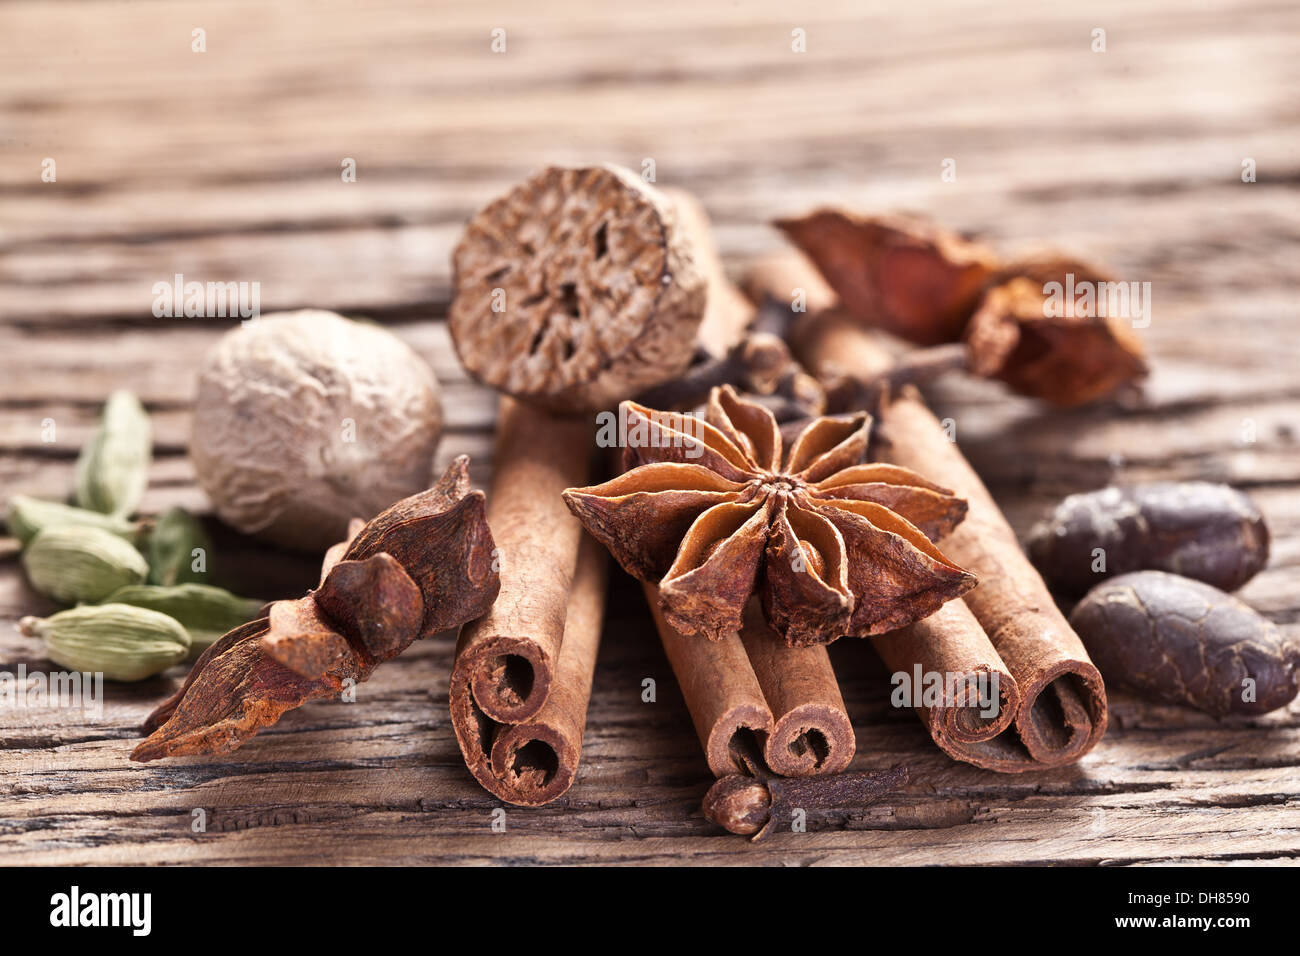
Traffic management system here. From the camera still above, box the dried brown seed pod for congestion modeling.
[1070,571,1300,716]
[562,386,974,647]
[192,310,444,552]
[775,210,998,346]
[964,258,1148,406]
[131,456,499,762]
[449,164,707,414]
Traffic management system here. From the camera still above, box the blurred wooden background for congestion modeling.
[1,0,1298,864]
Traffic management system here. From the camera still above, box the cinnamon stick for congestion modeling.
[752,253,1107,771]
[873,600,1023,769]
[646,587,854,777]
[870,386,1107,769]
[449,398,603,802]
[738,600,854,776]
[639,201,855,778]
[646,585,773,777]
[452,534,606,805]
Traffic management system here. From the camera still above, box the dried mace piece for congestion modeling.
[965,258,1148,406]
[563,385,974,647]
[131,456,499,761]
[775,212,1148,405]
[449,164,707,414]
[775,211,999,346]
[1070,571,1300,716]
[1028,482,1270,598]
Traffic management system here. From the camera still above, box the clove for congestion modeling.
[703,763,909,841]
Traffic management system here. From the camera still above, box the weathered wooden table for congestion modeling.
[2,0,1297,865]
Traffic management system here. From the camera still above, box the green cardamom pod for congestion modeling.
[103,582,264,657]
[147,506,212,586]
[73,390,152,517]
[5,494,143,547]
[22,525,149,603]
[19,604,191,682]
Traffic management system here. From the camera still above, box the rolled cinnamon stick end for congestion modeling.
[876,600,1026,770]
[451,398,590,726]
[764,253,1108,771]
[738,601,854,777]
[452,535,607,806]
[878,391,1107,769]
[645,584,774,778]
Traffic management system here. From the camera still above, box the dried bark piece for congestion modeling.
[452,535,608,806]
[651,599,850,803]
[564,385,974,647]
[875,393,1108,768]
[645,584,775,777]
[876,599,1026,771]
[737,600,854,776]
[965,261,1148,406]
[1070,571,1300,716]
[776,211,998,346]
[450,400,592,727]
[775,250,1109,771]
[131,456,499,762]
[449,164,707,414]
[1028,482,1270,598]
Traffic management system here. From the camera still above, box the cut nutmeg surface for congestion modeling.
[562,385,975,647]
[449,164,706,414]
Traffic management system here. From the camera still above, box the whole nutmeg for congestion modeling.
[191,310,443,552]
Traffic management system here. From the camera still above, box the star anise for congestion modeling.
[563,386,975,646]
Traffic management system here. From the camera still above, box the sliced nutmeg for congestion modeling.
[450,164,707,414]
[775,210,998,346]
[965,258,1148,406]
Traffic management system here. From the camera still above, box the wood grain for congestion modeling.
[1,0,1298,865]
